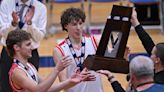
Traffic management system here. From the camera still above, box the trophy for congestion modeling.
[83,5,132,74]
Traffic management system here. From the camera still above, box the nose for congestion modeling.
[150,55,155,62]
[77,24,81,29]
[150,55,153,59]
[150,54,154,59]
[30,45,33,50]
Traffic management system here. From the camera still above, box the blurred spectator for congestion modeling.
[0,0,47,91]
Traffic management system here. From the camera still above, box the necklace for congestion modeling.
[66,37,85,71]
[13,59,37,82]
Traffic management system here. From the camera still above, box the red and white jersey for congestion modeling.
[9,62,39,92]
[55,36,104,92]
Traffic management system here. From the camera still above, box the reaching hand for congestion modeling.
[131,8,140,27]
[12,11,19,24]
[124,46,130,61]
[97,70,112,78]
[97,70,117,83]
[25,6,35,23]
[80,68,95,81]
[55,56,72,72]
[70,68,96,84]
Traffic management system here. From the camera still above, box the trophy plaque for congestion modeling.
[83,5,132,74]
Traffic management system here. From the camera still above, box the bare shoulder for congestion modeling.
[11,67,38,91]
[53,47,63,63]
[11,68,28,87]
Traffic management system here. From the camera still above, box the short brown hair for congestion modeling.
[6,30,32,57]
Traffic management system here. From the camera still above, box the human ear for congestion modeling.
[64,25,68,29]
[13,44,20,51]
[156,57,161,64]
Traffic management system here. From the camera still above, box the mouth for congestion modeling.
[75,32,80,36]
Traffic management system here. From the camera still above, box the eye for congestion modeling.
[73,23,77,26]
[70,22,76,26]
[79,21,83,25]
[26,42,31,46]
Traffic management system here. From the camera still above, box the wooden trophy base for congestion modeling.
[83,55,129,74]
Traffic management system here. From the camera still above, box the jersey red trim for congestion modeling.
[91,36,98,51]
[9,63,26,92]
[55,46,64,56]
[58,40,66,46]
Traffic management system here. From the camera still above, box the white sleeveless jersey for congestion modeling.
[9,62,39,92]
[55,36,104,92]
